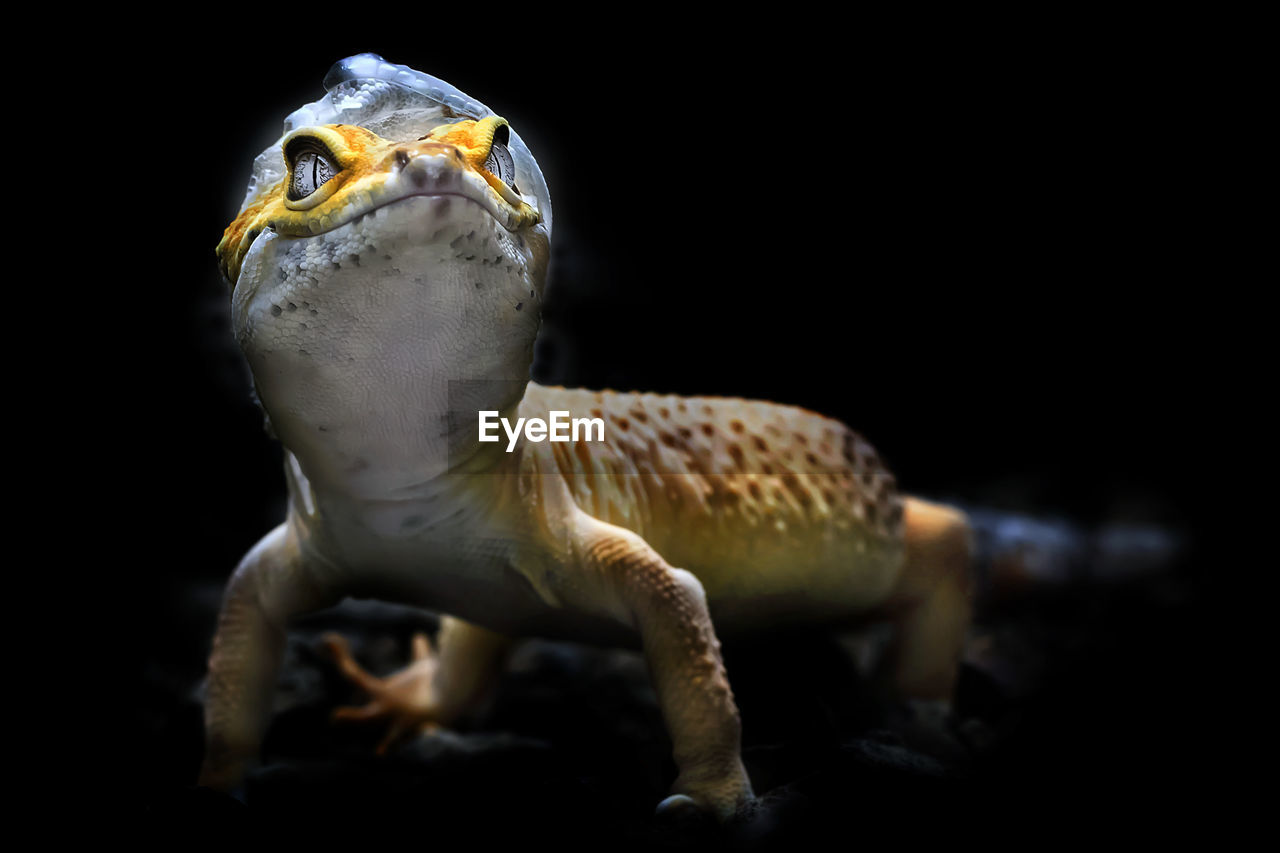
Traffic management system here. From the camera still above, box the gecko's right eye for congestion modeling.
[287,141,338,201]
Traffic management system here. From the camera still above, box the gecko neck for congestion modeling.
[232,210,550,503]
[244,286,540,501]
[267,353,535,502]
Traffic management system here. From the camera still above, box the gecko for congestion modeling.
[200,54,973,822]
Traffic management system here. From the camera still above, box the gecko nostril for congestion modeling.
[394,149,411,169]
[406,159,429,189]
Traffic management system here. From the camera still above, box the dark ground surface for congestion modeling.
[129,542,1217,849]
[59,15,1236,849]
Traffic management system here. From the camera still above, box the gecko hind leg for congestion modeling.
[324,616,512,753]
[877,497,974,729]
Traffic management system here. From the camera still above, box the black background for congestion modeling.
[69,15,1231,842]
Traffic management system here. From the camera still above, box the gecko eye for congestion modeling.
[483,126,518,192]
[287,142,337,200]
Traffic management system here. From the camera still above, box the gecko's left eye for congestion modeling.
[287,141,338,201]
[483,126,518,192]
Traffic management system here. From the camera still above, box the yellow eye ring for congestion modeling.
[283,173,342,211]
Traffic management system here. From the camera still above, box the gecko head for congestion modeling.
[218,54,552,284]
[216,54,552,358]
[215,56,553,479]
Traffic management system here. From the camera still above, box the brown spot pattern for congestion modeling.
[518,385,906,566]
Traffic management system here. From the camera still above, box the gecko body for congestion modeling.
[202,55,973,820]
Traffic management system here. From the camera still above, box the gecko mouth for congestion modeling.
[344,191,512,236]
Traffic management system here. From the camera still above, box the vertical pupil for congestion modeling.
[294,152,312,196]
[292,150,333,198]
[486,143,513,184]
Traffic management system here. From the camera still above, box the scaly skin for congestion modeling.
[200,55,973,822]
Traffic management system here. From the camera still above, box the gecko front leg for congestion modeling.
[544,512,754,821]
[199,520,340,791]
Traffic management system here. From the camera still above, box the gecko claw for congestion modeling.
[655,794,700,816]
[654,793,725,830]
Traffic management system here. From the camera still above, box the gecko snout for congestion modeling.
[404,152,466,193]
